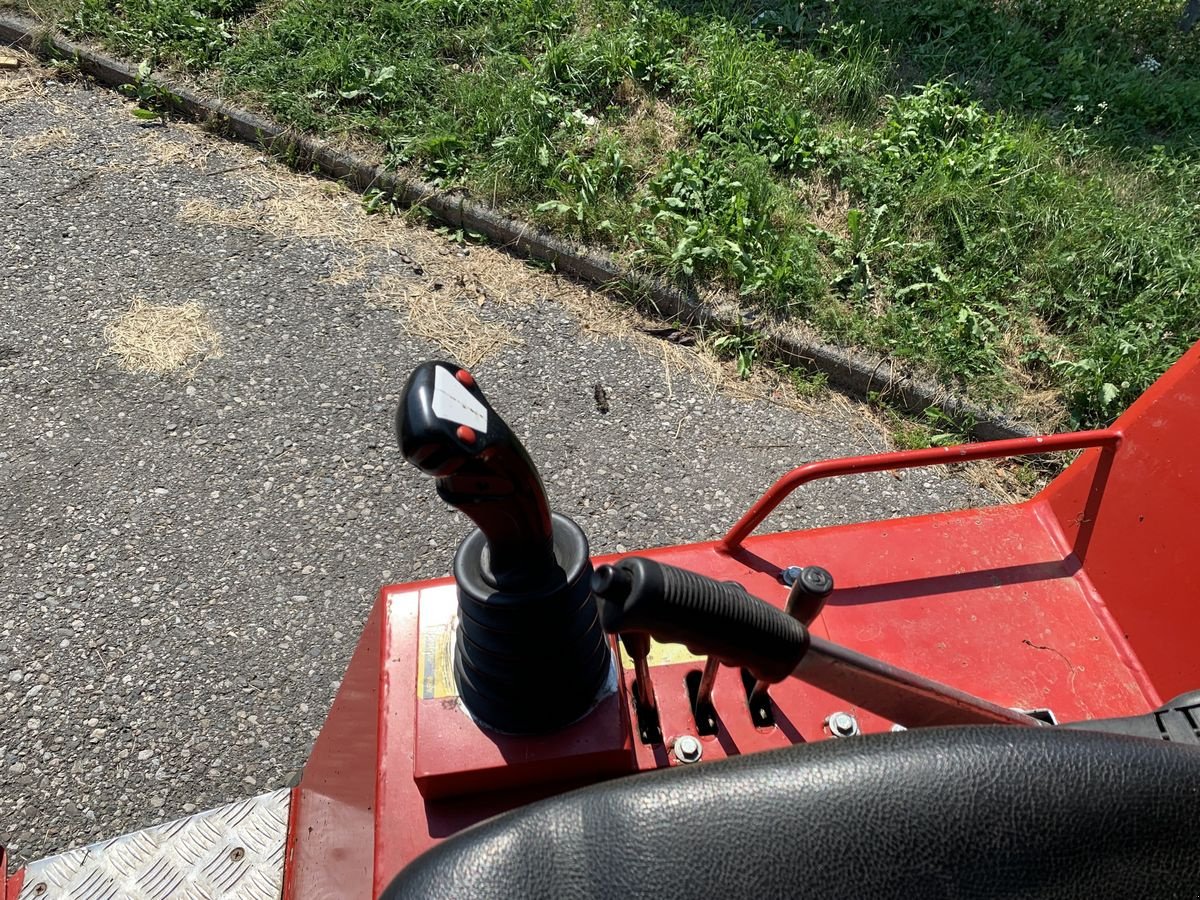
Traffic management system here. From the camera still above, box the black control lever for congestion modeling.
[398,361,555,589]
[592,557,1040,728]
[397,362,612,734]
[592,558,810,683]
[748,567,834,701]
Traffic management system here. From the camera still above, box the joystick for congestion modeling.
[397,362,612,734]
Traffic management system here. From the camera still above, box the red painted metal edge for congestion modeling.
[2,846,24,900]
[720,429,1122,550]
[279,785,303,899]
[286,599,387,898]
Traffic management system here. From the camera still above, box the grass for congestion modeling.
[11,0,1200,427]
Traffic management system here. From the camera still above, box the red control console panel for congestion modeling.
[283,519,1154,899]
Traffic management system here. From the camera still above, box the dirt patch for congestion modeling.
[996,318,1069,429]
[103,298,222,374]
[176,159,611,311]
[616,96,682,171]
[801,175,853,239]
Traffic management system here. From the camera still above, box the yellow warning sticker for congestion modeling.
[417,623,458,700]
[617,638,705,670]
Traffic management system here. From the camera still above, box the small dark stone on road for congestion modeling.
[593,383,610,414]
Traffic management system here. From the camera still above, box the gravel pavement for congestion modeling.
[0,65,988,866]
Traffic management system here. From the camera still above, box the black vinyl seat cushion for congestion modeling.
[382,726,1200,899]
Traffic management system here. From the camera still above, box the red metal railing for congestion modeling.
[720,429,1123,551]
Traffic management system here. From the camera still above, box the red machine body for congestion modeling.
[282,341,1200,898]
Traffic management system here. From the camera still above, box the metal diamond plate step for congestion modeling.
[18,789,291,900]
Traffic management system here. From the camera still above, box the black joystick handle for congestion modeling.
[396,361,612,735]
[397,361,555,589]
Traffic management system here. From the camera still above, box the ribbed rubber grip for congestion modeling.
[592,557,809,683]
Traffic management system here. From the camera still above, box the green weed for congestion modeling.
[880,404,970,450]
[788,367,829,398]
[118,59,182,123]
[710,329,759,380]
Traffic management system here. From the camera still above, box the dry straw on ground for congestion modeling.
[103,298,222,374]
[179,166,371,243]
[0,47,46,105]
[134,130,221,170]
[367,274,519,368]
[8,125,75,157]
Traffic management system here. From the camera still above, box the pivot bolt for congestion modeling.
[826,711,860,738]
[674,734,703,764]
[781,565,834,597]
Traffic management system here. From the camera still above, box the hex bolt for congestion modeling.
[826,711,860,738]
[674,734,703,763]
[780,565,804,586]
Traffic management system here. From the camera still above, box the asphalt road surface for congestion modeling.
[0,60,988,866]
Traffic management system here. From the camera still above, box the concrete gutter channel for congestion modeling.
[2,12,1035,442]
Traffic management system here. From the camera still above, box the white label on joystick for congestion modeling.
[432,365,488,432]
